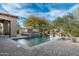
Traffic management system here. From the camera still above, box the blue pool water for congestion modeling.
[14,36,61,47]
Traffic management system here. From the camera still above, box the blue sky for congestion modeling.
[0,3,79,27]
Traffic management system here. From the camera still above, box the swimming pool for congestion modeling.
[13,36,61,47]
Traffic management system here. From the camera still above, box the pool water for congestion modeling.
[14,36,61,47]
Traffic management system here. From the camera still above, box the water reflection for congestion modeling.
[17,39,29,46]
[49,35,61,40]
[27,37,49,46]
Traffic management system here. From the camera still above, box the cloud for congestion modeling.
[13,9,35,18]
[70,4,79,12]
[69,4,79,19]
[33,4,68,20]
[35,9,68,20]
[0,8,7,13]
[1,3,22,12]
[48,9,67,17]
[1,3,35,18]
[49,10,67,20]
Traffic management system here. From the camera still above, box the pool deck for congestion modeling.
[1,38,79,56]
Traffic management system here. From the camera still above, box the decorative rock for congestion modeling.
[74,37,79,43]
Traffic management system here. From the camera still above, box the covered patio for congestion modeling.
[0,13,18,37]
[0,19,11,37]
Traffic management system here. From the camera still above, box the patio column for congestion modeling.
[3,21,9,35]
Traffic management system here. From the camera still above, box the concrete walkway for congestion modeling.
[1,38,79,56]
[0,39,32,56]
[31,40,79,56]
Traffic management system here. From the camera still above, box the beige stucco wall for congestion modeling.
[0,14,18,37]
[10,18,17,37]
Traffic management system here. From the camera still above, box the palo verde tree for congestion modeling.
[53,13,79,37]
[24,16,51,33]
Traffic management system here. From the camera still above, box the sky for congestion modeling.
[0,3,79,27]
